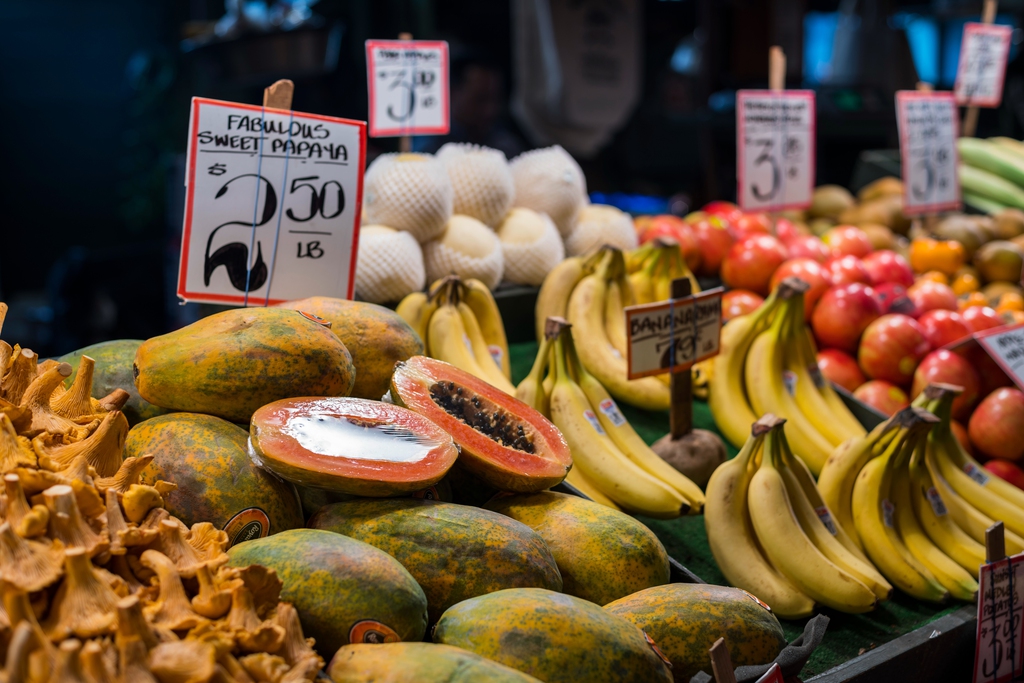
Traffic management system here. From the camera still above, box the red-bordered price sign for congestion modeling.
[956,22,1013,108]
[895,91,961,216]
[178,97,366,306]
[366,39,450,138]
[624,289,723,380]
[755,663,784,683]
[736,90,816,212]
[974,553,1024,683]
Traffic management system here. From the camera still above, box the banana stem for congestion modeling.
[762,426,781,469]
[553,332,570,388]
[527,338,551,386]
[563,331,593,386]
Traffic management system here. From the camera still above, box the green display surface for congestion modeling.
[509,341,961,678]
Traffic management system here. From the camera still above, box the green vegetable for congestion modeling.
[958,137,1024,188]
[962,190,1008,215]
[960,164,1024,210]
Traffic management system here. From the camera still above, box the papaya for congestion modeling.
[605,584,787,683]
[249,397,458,496]
[276,296,423,400]
[125,413,303,546]
[486,491,670,605]
[295,478,452,521]
[227,529,428,658]
[134,307,355,423]
[58,340,169,426]
[390,356,572,492]
[433,588,673,683]
[309,498,562,623]
[328,643,544,683]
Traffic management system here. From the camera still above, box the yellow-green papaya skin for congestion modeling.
[309,498,562,623]
[228,529,428,659]
[433,588,673,683]
[58,340,170,426]
[276,296,423,400]
[605,584,787,683]
[328,643,544,683]
[133,307,355,423]
[485,491,670,605]
[125,413,303,545]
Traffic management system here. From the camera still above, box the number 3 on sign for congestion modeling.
[895,91,961,216]
[366,40,450,138]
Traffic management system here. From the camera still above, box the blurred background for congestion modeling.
[0,0,1021,356]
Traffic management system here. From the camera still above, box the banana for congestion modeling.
[567,262,671,412]
[625,243,655,274]
[851,432,949,602]
[704,422,816,619]
[564,466,621,509]
[891,456,978,601]
[536,257,585,343]
[939,422,1024,512]
[908,452,986,578]
[516,336,551,415]
[396,291,439,353]
[548,333,688,518]
[457,302,516,394]
[604,278,629,357]
[629,253,658,306]
[427,304,490,382]
[462,279,511,380]
[749,426,878,613]
[565,333,704,512]
[931,436,1024,537]
[797,328,866,440]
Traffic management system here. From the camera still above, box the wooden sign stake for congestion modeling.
[987,521,1006,563]
[669,278,694,439]
[710,638,738,683]
[962,0,998,138]
[767,46,784,235]
[398,32,414,153]
[263,79,294,110]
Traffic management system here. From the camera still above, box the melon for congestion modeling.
[355,225,426,305]
[498,208,566,286]
[510,146,587,237]
[328,643,544,683]
[249,397,459,496]
[423,215,504,290]
[437,143,515,227]
[565,204,638,257]
[363,153,453,243]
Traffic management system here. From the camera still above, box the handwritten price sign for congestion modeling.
[366,40,450,138]
[624,289,723,379]
[896,91,961,216]
[974,554,1024,683]
[177,98,366,306]
[976,322,1024,391]
[956,23,1013,108]
[736,90,816,212]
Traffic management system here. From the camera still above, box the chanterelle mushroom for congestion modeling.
[42,548,120,641]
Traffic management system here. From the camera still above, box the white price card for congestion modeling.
[755,663,784,683]
[976,322,1024,391]
[736,90,816,212]
[178,97,366,306]
[366,40,450,138]
[895,91,961,216]
[624,288,723,380]
[956,22,1014,108]
[974,554,1024,683]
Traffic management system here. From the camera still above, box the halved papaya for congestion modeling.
[249,397,459,496]
[390,356,572,492]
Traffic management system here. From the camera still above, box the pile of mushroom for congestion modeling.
[0,304,324,683]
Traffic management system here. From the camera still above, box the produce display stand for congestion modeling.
[509,341,978,682]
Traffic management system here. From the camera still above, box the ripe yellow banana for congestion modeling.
[457,303,516,394]
[516,337,551,415]
[604,278,628,357]
[536,257,585,343]
[629,253,658,305]
[462,278,511,380]
[797,328,866,440]
[931,436,1024,537]
[548,334,688,518]
[625,243,655,274]
[564,466,621,510]
[396,291,438,353]
[428,304,491,384]
[704,422,816,619]
[939,421,1024,511]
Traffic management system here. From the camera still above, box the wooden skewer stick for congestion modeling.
[263,79,294,110]
[962,0,999,138]
[709,637,738,683]
[398,32,414,153]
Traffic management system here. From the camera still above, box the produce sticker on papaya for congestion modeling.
[624,288,723,380]
[178,97,367,306]
[366,39,450,138]
[955,22,1013,108]
[736,90,816,212]
[895,91,961,216]
[755,662,784,683]
[973,552,1024,683]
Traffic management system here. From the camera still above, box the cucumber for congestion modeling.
[963,190,1008,215]
[960,164,1024,210]
[958,137,1024,188]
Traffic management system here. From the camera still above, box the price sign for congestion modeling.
[755,663,784,683]
[956,22,1013,108]
[976,322,1024,391]
[178,97,366,306]
[366,40,450,138]
[895,91,961,216]
[736,90,816,212]
[624,289,723,379]
[974,554,1024,683]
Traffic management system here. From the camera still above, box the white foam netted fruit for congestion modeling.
[355,225,426,304]
[363,153,453,242]
[509,145,587,237]
[437,143,515,228]
[565,204,638,257]
[497,208,565,286]
[423,214,505,290]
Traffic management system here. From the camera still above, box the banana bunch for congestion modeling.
[625,239,700,305]
[710,278,866,475]
[396,276,515,395]
[705,415,889,618]
[518,320,704,518]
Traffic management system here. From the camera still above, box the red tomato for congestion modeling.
[961,306,1003,333]
[721,235,789,296]
[770,258,833,319]
[722,290,765,323]
[858,314,930,386]
[824,255,871,286]
[823,225,873,259]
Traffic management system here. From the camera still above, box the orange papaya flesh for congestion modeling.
[309,498,562,624]
[390,356,571,492]
[227,528,428,658]
[125,412,303,546]
[249,397,458,497]
[433,588,674,683]
[605,583,786,683]
[276,296,423,400]
[328,643,544,683]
